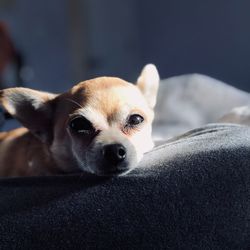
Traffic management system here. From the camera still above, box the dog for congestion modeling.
[0,64,159,176]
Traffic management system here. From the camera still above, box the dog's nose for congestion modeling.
[102,144,126,165]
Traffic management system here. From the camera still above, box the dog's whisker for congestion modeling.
[65,98,84,109]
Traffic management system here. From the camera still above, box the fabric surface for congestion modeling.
[0,124,250,249]
[153,74,250,140]
[219,105,250,126]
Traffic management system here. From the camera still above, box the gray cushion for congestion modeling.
[1,124,250,249]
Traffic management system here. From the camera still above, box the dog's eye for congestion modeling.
[69,116,94,134]
[127,114,144,126]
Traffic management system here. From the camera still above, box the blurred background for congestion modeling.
[1,0,250,92]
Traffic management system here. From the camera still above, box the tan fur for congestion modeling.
[0,64,159,177]
[0,128,59,176]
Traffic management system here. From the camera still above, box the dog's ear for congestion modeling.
[0,87,57,143]
[136,64,160,109]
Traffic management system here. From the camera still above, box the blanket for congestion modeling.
[0,124,250,249]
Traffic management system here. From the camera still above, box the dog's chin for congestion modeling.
[93,167,133,177]
[76,160,133,177]
[83,159,136,176]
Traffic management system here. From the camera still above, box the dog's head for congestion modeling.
[0,64,159,175]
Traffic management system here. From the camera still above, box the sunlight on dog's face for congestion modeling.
[0,64,159,176]
[52,77,156,176]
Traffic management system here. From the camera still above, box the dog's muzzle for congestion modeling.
[102,143,126,165]
[86,134,137,176]
[100,143,129,175]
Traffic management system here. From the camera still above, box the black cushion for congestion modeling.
[0,124,250,249]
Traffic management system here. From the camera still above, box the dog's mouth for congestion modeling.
[80,141,138,176]
[95,167,130,176]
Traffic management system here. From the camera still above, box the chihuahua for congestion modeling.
[0,64,159,177]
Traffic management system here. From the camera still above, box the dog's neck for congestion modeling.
[0,127,63,176]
